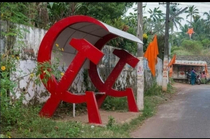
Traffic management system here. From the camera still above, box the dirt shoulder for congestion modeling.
[53,83,183,127]
[55,109,141,126]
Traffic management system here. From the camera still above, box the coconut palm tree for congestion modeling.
[185,5,199,23]
[148,7,165,22]
[203,10,210,24]
[146,7,165,35]
[175,24,189,46]
[169,5,184,33]
[203,10,210,34]
[168,5,184,47]
[189,15,206,40]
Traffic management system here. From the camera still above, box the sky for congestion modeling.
[126,2,210,32]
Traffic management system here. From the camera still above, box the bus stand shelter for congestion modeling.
[37,15,143,125]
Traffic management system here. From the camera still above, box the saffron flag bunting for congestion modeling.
[168,54,176,67]
[144,34,159,77]
[168,54,176,77]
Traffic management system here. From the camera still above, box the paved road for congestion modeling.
[130,83,210,138]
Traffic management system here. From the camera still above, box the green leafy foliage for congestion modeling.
[77,2,133,21]
[101,96,128,111]
[107,116,116,128]
[201,38,210,49]
[180,40,203,54]
[144,81,162,96]
[0,2,34,26]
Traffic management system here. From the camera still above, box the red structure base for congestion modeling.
[126,88,138,112]
[86,91,102,124]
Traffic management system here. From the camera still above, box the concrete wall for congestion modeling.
[143,57,163,88]
[11,60,49,105]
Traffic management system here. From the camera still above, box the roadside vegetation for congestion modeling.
[0,79,176,138]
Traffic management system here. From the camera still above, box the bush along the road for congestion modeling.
[0,77,176,138]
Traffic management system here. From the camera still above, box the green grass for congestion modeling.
[0,82,176,138]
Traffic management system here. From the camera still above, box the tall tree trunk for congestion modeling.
[36,2,49,29]
[70,2,76,16]
[28,2,37,26]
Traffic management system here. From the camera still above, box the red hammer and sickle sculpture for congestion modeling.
[37,15,140,125]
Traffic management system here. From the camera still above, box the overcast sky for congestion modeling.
[126,2,210,32]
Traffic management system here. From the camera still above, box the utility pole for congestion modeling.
[161,2,187,91]
[136,2,144,110]
[162,2,170,91]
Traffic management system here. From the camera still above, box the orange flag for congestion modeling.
[168,54,176,77]
[144,34,159,77]
[168,54,176,67]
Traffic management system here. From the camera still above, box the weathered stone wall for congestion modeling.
[97,46,138,92]
[0,21,6,54]
[11,60,49,105]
